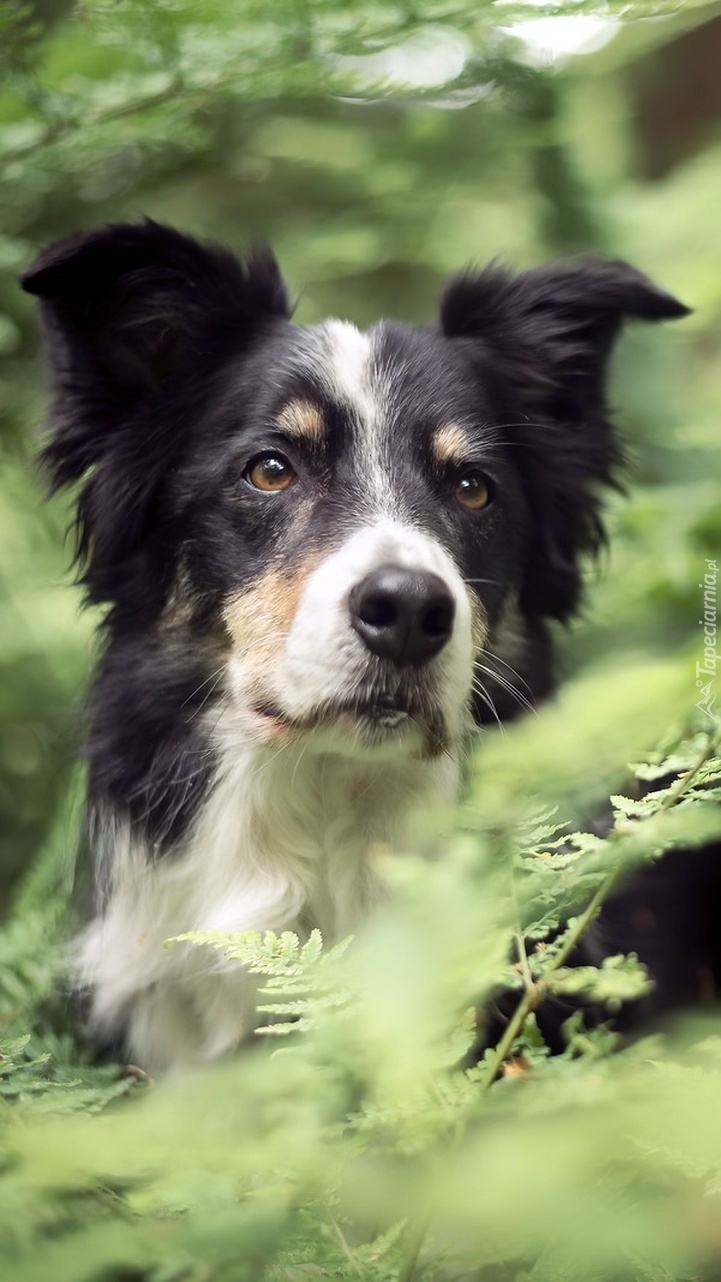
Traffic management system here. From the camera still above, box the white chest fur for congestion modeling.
[77,705,460,1071]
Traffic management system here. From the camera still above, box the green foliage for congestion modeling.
[0,1033,134,1114]
[0,699,719,1279]
[171,928,355,1035]
[1,0,721,1278]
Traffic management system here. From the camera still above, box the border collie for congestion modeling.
[21,222,688,1071]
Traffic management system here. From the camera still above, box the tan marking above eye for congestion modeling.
[432,423,472,467]
[246,455,296,492]
[455,471,491,511]
[275,399,325,442]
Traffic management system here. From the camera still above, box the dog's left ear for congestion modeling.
[440,258,690,620]
[440,257,688,400]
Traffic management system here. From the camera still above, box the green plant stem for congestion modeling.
[508,837,534,990]
[329,1215,363,1277]
[397,1213,430,1282]
[514,929,534,990]
[479,726,721,1091]
[478,868,617,1092]
[657,727,720,812]
[395,871,620,1276]
[396,729,721,1277]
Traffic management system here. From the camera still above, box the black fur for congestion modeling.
[23,227,688,637]
[86,641,219,874]
[22,221,698,1062]
[440,260,689,619]
[23,221,289,631]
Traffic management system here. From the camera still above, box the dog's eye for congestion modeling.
[244,453,297,493]
[454,469,493,511]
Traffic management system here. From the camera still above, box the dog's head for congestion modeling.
[22,222,687,759]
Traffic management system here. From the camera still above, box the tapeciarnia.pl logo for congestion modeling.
[696,558,718,721]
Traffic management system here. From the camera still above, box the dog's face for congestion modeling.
[22,222,687,761]
[169,317,531,757]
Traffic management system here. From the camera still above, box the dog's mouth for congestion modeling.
[333,695,419,731]
[251,690,446,752]
[253,693,418,729]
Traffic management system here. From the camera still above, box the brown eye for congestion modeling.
[454,469,493,511]
[244,454,296,493]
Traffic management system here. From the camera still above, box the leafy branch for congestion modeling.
[170,927,355,1034]
[0,0,703,174]
[479,726,721,1091]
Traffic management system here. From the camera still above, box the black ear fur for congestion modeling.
[21,219,289,397]
[21,220,290,625]
[440,258,689,621]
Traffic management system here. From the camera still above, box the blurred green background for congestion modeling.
[1,0,720,907]
[2,8,721,1280]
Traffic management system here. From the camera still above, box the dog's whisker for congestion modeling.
[475,661,535,716]
[181,664,228,710]
[492,422,554,433]
[471,680,506,737]
[186,669,229,723]
[477,664,533,709]
[290,738,312,796]
[483,648,536,698]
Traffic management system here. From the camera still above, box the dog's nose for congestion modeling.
[349,566,455,666]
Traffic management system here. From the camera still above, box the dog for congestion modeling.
[21,221,688,1072]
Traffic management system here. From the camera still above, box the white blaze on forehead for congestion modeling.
[311,319,394,512]
[316,319,375,418]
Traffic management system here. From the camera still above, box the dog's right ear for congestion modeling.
[22,218,289,438]
[21,221,290,616]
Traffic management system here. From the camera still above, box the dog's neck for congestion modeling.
[80,700,461,1069]
[196,701,462,937]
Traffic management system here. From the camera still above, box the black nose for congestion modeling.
[349,566,456,667]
